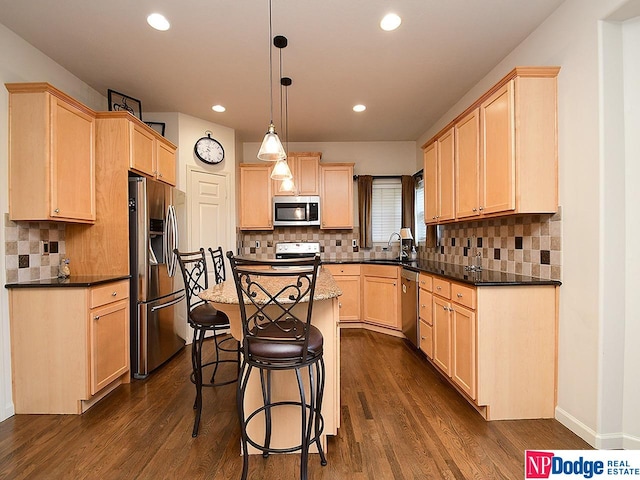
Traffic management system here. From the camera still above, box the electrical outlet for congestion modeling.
[352,239,357,248]
[41,240,49,256]
[255,240,261,248]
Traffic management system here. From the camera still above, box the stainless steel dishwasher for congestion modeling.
[401,269,419,348]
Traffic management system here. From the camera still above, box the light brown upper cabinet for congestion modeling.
[239,163,273,230]
[320,163,354,229]
[480,73,558,215]
[7,82,96,223]
[455,108,481,219]
[423,66,559,224]
[423,127,455,224]
[273,152,320,196]
[129,120,176,186]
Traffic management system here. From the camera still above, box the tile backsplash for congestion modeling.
[422,208,562,281]
[4,209,561,284]
[238,208,562,281]
[4,214,66,283]
[238,227,404,261]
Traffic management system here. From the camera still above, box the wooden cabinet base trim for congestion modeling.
[81,373,130,413]
[339,322,405,339]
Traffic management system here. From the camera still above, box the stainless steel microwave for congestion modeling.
[273,196,321,227]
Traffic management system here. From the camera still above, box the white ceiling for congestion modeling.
[0,0,565,143]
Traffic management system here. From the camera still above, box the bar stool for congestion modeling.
[227,253,327,480]
[174,248,239,437]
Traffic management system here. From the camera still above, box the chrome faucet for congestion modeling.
[387,232,408,258]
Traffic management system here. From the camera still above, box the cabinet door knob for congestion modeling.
[472,208,477,212]
[339,302,342,308]
[457,293,463,298]
[436,286,441,290]
[442,305,447,311]
[54,208,60,214]
[479,206,484,211]
[94,315,100,320]
[112,292,117,296]
[421,304,426,308]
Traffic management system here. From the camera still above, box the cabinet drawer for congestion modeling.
[419,319,433,358]
[432,278,451,299]
[361,264,398,278]
[451,283,476,310]
[419,288,432,324]
[418,274,432,292]
[90,280,129,308]
[324,264,361,276]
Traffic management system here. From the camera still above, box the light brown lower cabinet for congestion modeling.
[323,264,361,322]
[420,272,557,420]
[418,275,433,358]
[9,280,130,414]
[361,265,401,330]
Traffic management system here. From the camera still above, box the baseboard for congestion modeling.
[555,406,598,447]
[555,407,640,449]
[623,433,640,450]
[1,401,15,422]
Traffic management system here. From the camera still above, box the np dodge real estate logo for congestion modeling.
[525,450,640,479]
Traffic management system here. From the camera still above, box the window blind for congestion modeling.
[371,178,402,243]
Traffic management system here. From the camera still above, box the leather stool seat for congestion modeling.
[190,303,230,327]
[247,323,323,361]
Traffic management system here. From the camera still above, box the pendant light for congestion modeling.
[270,34,294,183]
[276,75,296,190]
[257,0,286,161]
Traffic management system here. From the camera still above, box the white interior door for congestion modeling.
[188,169,230,272]
[186,169,231,343]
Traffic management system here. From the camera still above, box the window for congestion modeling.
[371,178,402,243]
[415,177,427,243]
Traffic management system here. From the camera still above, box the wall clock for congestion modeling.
[194,132,224,165]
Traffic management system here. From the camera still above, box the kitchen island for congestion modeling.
[199,267,342,454]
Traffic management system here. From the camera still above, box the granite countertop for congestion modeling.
[325,258,561,287]
[5,274,130,289]
[199,268,342,305]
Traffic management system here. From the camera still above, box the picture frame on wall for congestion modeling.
[107,89,142,120]
[145,121,166,137]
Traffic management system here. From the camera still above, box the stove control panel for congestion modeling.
[275,242,321,256]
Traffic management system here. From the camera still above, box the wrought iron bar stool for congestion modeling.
[174,247,240,437]
[227,252,327,480]
[207,246,240,384]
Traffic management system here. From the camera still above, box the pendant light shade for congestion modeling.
[279,177,295,192]
[257,0,286,162]
[258,123,286,161]
[271,159,293,180]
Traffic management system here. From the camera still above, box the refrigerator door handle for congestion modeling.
[170,205,179,275]
[165,204,178,277]
[150,292,186,312]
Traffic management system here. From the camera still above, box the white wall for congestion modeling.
[243,141,418,176]
[622,16,640,448]
[0,23,108,421]
[415,0,639,448]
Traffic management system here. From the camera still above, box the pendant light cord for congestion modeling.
[268,0,274,125]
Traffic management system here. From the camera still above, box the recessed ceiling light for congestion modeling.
[380,13,401,31]
[147,13,170,31]
[212,105,226,113]
[353,104,366,113]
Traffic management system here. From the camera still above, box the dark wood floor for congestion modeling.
[0,329,590,479]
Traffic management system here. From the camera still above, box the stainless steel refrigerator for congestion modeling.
[129,176,186,378]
